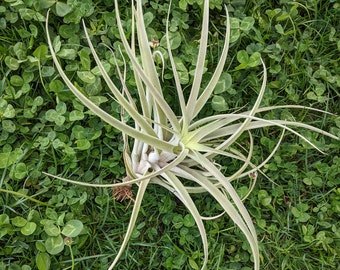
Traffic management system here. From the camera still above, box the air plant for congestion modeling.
[45,0,339,269]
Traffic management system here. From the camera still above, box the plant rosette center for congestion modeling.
[135,149,177,175]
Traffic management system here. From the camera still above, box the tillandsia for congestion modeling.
[45,0,339,269]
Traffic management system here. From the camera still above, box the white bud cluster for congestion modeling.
[148,151,159,164]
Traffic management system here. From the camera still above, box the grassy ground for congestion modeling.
[0,0,339,269]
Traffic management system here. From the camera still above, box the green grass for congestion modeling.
[1,0,339,269]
